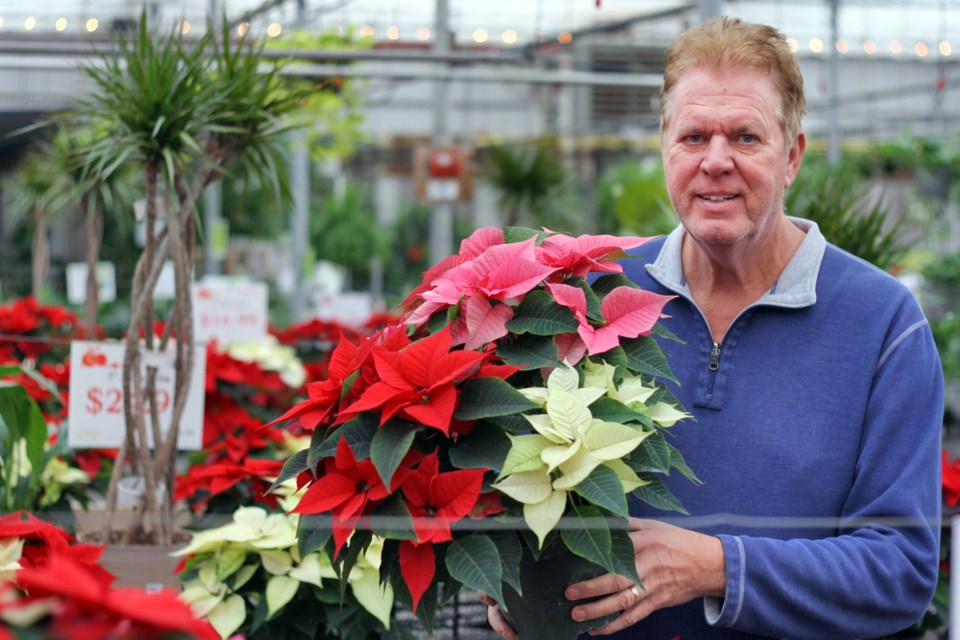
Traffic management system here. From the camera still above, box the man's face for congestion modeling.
[661,65,804,248]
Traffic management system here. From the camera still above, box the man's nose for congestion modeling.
[700,136,734,174]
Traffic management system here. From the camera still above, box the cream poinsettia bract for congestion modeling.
[493,361,660,546]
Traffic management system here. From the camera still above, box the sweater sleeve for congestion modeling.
[706,316,944,638]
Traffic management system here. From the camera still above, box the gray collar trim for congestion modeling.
[645,217,825,308]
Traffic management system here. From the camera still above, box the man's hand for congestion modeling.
[563,518,726,635]
[479,592,517,639]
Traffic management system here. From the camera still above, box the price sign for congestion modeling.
[192,281,268,345]
[67,341,205,450]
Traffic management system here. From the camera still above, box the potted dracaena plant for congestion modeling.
[67,12,309,548]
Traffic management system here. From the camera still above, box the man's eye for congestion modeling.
[739,134,757,143]
[686,134,703,143]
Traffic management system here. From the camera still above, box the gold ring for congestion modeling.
[628,584,642,606]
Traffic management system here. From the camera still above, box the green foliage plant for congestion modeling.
[594,159,676,237]
[0,367,88,518]
[483,137,579,230]
[785,158,908,271]
[71,13,309,545]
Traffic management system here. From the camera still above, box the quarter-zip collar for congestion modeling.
[645,216,826,309]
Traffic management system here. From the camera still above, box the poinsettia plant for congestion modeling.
[0,510,217,640]
[267,226,697,632]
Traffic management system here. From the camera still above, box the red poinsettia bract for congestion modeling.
[397,451,489,612]
[943,450,960,508]
[342,327,488,435]
[293,438,414,555]
[0,511,108,583]
[0,553,218,640]
[266,332,370,433]
[175,457,285,513]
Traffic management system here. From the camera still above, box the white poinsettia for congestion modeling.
[494,361,652,546]
[176,505,394,639]
[224,336,307,388]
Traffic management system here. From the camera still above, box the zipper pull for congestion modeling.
[709,342,721,371]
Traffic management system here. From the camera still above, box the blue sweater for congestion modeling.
[606,220,944,640]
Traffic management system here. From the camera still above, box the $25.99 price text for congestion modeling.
[85,386,172,416]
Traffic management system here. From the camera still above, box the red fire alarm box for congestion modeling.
[428,148,462,178]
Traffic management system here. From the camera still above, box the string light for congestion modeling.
[55,17,67,31]
[180,20,190,35]
[835,38,848,53]
[939,41,952,56]
[237,22,250,36]
[557,31,573,44]
[809,37,824,53]
[889,39,902,54]
[915,42,929,57]
[359,25,374,37]
[415,26,430,41]
[85,18,98,32]
[266,22,281,37]
[386,25,399,40]
[473,28,488,43]
[785,37,798,52]
[502,29,517,44]
[23,16,36,30]
[863,39,877,55]
[0,17,4,29]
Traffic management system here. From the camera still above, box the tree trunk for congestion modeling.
[31,206,48,300]
[83,198,104,335]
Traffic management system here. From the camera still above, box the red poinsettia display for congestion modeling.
[269,227,697,634]
[0,297,83,365]
[0,510,217,640]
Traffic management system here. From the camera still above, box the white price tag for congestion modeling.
[66,340,205,450]
[192,282,269,345]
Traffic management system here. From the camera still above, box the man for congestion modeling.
[485,17,943,639]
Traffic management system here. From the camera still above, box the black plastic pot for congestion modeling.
[500,545,620,639]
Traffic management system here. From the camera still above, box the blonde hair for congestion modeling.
[660,17,806,148]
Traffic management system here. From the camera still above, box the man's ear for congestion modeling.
[784,132,806,189]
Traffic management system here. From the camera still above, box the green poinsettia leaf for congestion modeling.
[297,513,332,557]
[449,420,512,471]
[573,464,629,518]
[446,534,504,606]
[650,320,684,343]
[216,546,248,581]
[455,377,541,420]
[624,430,670,474]
[620,336,678,383]
[560,504,612,573]
[503,226,544,244]
[589,396,652,427]
[496,333,562,370]
[369,494,418,541]
[267,448,309,493]
[315,412,379,461]
[370,420,419,491]
[565,276,603,322]
[666,441,702,484]
[609,526,642,586]
[489,531,523,596]
[488,413,533,434]
[632,475,688,514]
[591,273,640,296]
[506,290,579,336]
[333,529,373,598]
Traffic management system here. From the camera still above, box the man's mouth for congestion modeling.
[698,195,737,202]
